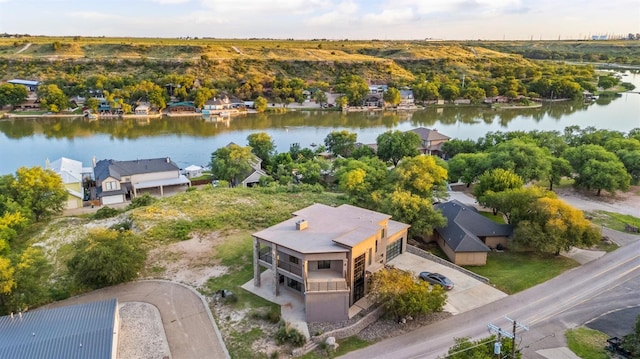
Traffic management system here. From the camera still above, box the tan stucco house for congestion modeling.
[251,203,410,323]
[408,127,450,157]
[434,200,513,266]
[93,157,190,205]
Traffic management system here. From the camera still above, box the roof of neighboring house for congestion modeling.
[184,165,203,172]
[8,79,39,86]
[94,157,179,182]
[408,127,451,142]
[49,157,83,183]
[253,203,409,254]
[0,298,117,359]
[168,101,195,108]
[435,200,513,252]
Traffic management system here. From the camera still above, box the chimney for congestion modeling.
[166,157,170,163]
[92,156,96,168]
[296,219,308,231]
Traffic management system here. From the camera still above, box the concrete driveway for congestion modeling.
[43,280,229,359]
[388,253,507,315]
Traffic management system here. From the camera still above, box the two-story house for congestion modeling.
[251,203,410,322]
[48,157,92,209]
[93,157,190,205]
[408,127,451,157]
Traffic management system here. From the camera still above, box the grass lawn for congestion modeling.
[299,337,371,359]
[586,210,640,234]
[478,211,507,224]
[565,327,610,359]
[464,251,580,294]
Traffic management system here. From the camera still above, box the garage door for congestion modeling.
[101,195,124,205]
[386,239,402,261]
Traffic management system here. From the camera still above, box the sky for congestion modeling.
[0,0,638,41]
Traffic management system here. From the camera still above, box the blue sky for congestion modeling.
[0,0,638,40]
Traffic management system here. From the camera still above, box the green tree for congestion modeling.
[0,83,28,109]
[440,83,460,102]
[488,139,552,183]
[5,246,52,312]
[369,267,446,322]
[254,96,268,113]
[447,336,521,359]
[334,75,369,105]
[548,157,573,190]
[447,153,491,187]
[85,97,100,113]
[441,139,478,159]
[473,168,524,205]
[335,157,388,206]
[391,155,448,200]
[210,143,255,187]
[10,167,67,221]
[376,130,420,166]
[383,87,401,107]
[564,145,631,195]
[191,87,214,108]
[67,228,147,289]
[37,84,69,113]
[618,149,640,185]
[479,186,556,224]
[324,130,357,157]
[247,132,275,168]
[312,90,328,107]
[513,197,600,255]
[377,189,446,238]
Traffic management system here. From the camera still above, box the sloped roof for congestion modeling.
[8,79,39,86]
[0,298,117,359]
[94,158,179,181]
[49,157,83,183]
[408,127,451,142]
[435,200,513,252]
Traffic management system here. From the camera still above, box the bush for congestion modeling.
[275,321,306,347]
[250,306,281,324]
[93,206,119,219]
[186,186,198,192]
[127,193,157,209]
[109,219,133,231]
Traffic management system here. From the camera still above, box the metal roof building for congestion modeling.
[0,298,119,359]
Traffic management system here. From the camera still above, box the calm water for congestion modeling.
[1,73,639,175]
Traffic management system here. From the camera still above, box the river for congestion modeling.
[0,72,639,175]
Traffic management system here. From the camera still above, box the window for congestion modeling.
[375,240,378,253]
[104,181,117,191]
[289,255,299,265]
[318,260,331,270]
[286,277,302,292]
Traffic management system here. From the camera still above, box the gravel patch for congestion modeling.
[117,302,170,359]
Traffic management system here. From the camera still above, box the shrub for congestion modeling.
[109,219,133,231]
[127,193,157,209]
[275,321,306,347]
[250,306,281,324]
[93,206,119,219]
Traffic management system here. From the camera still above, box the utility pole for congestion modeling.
[506,317,529,358]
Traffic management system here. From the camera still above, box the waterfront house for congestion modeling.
[183,164,203,178]
[48,157,92,209]
[251,203,410,322]
[93,157,190,205]
[8,79,39,92]
[407,127,450,157]
[134,104,150,115]
[167,101,196,113]
[433,200,513,265]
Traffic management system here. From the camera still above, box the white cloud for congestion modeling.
[199,0,330,15]
[307,1,359,26]
[362,7,415,25]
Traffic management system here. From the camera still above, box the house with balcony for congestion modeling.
[93,157,190,205]
[251,203,410,322]
[47,157,93,209]
[407,127,451,157]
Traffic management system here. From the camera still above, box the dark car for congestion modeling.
[419,271,454,290]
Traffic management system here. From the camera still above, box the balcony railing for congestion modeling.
[258,248,272,264]
[278,261,302,276]
[306,280,348,292]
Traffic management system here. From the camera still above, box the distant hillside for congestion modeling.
[0,37,636,93]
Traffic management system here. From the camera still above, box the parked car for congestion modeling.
[419,271,454,290]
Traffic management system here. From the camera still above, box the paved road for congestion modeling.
[340,236,640,359]
[44,280,229,359]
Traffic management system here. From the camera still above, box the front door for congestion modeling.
[353,253,366,303]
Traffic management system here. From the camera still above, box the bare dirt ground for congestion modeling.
[143,231,228,288]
